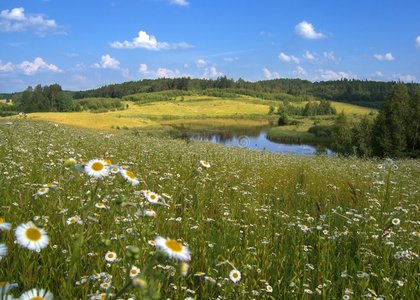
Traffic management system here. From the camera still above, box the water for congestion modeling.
[185,127,334,156]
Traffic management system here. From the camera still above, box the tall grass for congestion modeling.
[0,120,419,299]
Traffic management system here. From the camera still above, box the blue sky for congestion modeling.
[1,0,419,92]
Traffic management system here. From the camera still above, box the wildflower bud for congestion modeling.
[102,239,111,246]
[132,277,147,289]
[180,262,189,277]
[63,158,77,167]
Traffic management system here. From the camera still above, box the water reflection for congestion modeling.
[177,126,333,156]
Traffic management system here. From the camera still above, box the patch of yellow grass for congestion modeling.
[330,101,376,115]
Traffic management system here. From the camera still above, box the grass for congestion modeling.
[0,119,419,299]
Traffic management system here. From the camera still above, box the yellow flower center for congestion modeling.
[126,171,135,179]
[39,188,47,193]
[92,162,104,171]
[25,227,42,241]
[30,297,44,300]
[0,217,4,224]
[131,269,137,275]
[165,239,183,253]
[70,218,76,223]
[232,272,239,278]
[104,159,112,165]
[0,281,7,286]
[107,253,115,259]
[150,195,156,200]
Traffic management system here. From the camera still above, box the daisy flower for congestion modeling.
[20,288,53,300]
[0,282,18,295]
[145,192,160,204]
[15,222,49,251]
[109,165,121,174]
[120,169,139,186]
[95,202,108,209]
[199,160,211,168]
[66,215,82,225]
[0,243,7,258]
[84,159,110,178]
[154,236,191,262]
[129,265,141,279]
[100,281,111,290]
[36,187,49,197]
[0,217,11,231]
[229,269,241,283]
[392,218,401,226]
[104,251,117,262]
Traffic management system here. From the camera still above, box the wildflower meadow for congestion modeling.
[0,120,419,299]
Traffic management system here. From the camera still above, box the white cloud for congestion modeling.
[295,21,325,40]
[18,57,62,75]
[373,52,394,61]
[293,66,308,77]
[169,0,189,6]
[195,59,208,67]
[93,54,120,69]
[156,67,180,78]
[262,68,280,79]
[303,51,317,61]
[397,74,416,82]
[110,30,192,50]
[138,63,149,74]
[203,66,223,78]
[278,52,300,64]
[319,69,350,81]
[323,51,339,63]
[0,60,14,72]
[416,36,420,48]
[223,57,239,62]
[0,7,59,36]
[373,71,384,78]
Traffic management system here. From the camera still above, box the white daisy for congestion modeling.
[229,269,241,283]
[0,243,7,258]
[154,236,191,262]
[66,215,82,225]
[0,217,11,231]
[145,192,160,204]
[110,165,121,174]
[104,251,117,262]
[84,159,110,178]
[392,218,401,226]
[199,160,211,168]
[129,265,141,279]
[36,187,49,196]
[15,222,49,251]
[20,288,53,300]
[95,202,108,209]
[120,169,139,186]
[0,281,18,295]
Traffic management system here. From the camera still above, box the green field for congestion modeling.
[0,119,418,299]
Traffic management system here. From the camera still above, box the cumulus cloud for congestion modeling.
[293,66,308,77]
[156,67,180,78]
[262,68,280,79]
[279,52,300,64]
[373,52,394,61]
[195,59,208,67]
[323,51,339,63]
[295,21,325,39]
[203,66,223,78]
[169,0,189,6]
[303,51,317,62]
[0,60,14,72]
[0,7,59,36]
[138,63,149,74]
[18,57,62,75]
[416,36,420,48]
[319,69,351,81]
[111,30,192,50]
[397,74,416,82]
[93,54,120,69]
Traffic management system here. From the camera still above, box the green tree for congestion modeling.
[372,84,410,157]
[331,111,353,155]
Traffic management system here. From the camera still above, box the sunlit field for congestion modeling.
[0,119,418,299]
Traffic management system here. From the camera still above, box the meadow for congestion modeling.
[0,119,418,299]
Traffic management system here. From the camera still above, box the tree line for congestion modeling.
[330,84,419,158]
[73,77,419,107]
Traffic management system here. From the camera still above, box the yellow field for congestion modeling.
[21,99,270,130]
[12,96,374,131]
